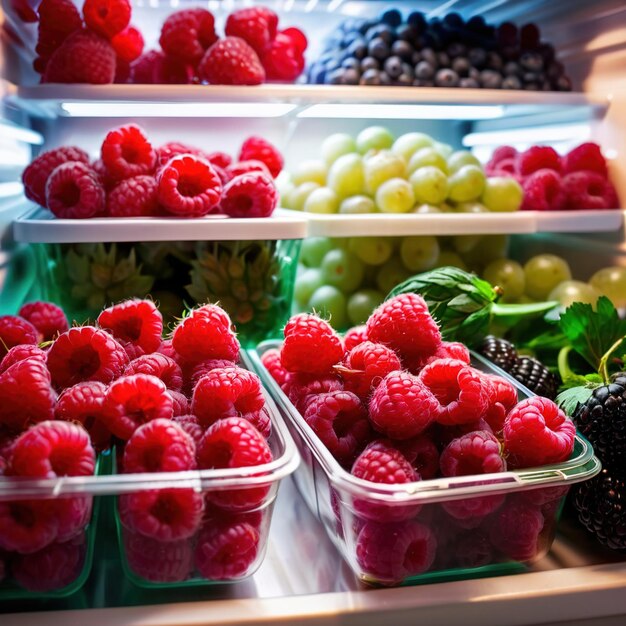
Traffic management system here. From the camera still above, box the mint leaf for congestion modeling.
[556,385,597,416]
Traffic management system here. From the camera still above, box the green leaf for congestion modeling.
[556,385,597,416]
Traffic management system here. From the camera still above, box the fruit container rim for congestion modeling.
[248,341,601,506]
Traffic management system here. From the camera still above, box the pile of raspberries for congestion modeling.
[262,295,576,584]
[21,125,283,219]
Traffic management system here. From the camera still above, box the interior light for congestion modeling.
[0,120,43,145]
[0,182,23,198]
[463,124,591,147]
[326,0,345,12]
[297,104,505,120]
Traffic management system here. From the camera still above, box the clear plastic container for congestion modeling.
[246,343,601,587]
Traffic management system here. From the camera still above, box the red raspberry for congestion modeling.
[0,358,56,433]
[172,415,203,448]
[130,50,194,84]
[281,28,308,55]
[238,137,283,178]
[340,341,401,400]
[97,299,163,360]
[487,158,519,179]
[18,301,68,342]
[114,58,131,83]
[503,397,576,468]
[563,170,619,210]
[424,341,470,366]
[54,382,111,451]
[0,499,58,554]
[119,488,203,541]
[562,142,608,177]
[0,315,38,358]
[445,530,493,569]
[303,391,370,466]
[521,169,567,211]
[442,493,505,526]
[490,499,544,561]
[52,495,93,542]
[187,358,237,396]
[489,145,517,166]
[125,353,182,392]
[83,0,131,39]
[482,373,517,433]
[102,374,173,440]
[419,359,489,426]
[34,0,82,71]
[220,172,278,218]
[519,485,569,507]
[101,125,157,182]
[0,345,46,375]
[47,326,129,389]
[172,304,240,364]
[366,294,441,363]
[281,313,343,375]
[516,146,562,177]
[123,531,192,583]
[159,9,218,64]
[198,37,265,86]
[107,175,159,217]
[43,29,116,84]
[111,26,144,63]
[284,373,343,414]
[356,521,436,584]
[157,154,222,217]
[157,338,177,360]
[9,420,95,478]
[22,146,90,206]
[225,8,277,55]
[156,142,209,168]
[169,390,189,417]
[440,430,505,477]
[45,161,105,219]
[343,325,368,352]
[226,160,272,179]
[197,417,273,511]
[369,371,440,440]
[436,417,494,449]
[205,152,233,170]
[260,348,289,386]
[91,158,116,190]
[123,418,196,474]
[394,434,439,479]
[262,32,305,82]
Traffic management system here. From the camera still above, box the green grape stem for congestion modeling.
[491,300,559,318]
[598,335,626,384]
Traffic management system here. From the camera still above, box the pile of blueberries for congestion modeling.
[306,9,572,91]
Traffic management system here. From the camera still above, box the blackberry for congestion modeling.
[510,356,559,400]
[478,335,518,371]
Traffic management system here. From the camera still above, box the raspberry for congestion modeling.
[101,125,157,181]
[114,58,131,83]
[0,344,46,374]
[187,358,237,396]
[490,500,544,561]
[11,0,38,22]
[340,341,402,400]
[284,373,343,414]
[436,417,494,449]
[0,315,38,358]
[123,418,196,474]
[262,32,305,82]
[303,391,370,466]
[156,142,209,168]
[111,26,144,63]
[98,299,163,360]
[521,168,567,211]
[125,353,182,392]
[34,0,82,71]
[442,493,505,527]
[47,326,129,389]
[159,9,218,64]
[503,397,576,468]
[0,358,56,433]
[343,325,368,352]
[490,145,517,166]
[260,348,289,386]
[281,28,308,55]
[424,341,470,366]
[198,37,265,86]
[54,495,93,542]
[226,160,272,179]
[119,488,204,541]
[172,305,240,364]
[157,154,222,217]
[18,301,68,342]
[92,158,116,190]
[516,146,561,177]
[367,294,441,363]
[356,521,436,584]
[0,500,58,554]
[220,172,278,218]
[130,50,194,85]
[394,434,439,479]
[205,152,233,170]
[45,161,105,219]
[281,314,343,375]
[225,8,276,55]
[563,142,608,177]
[419,359,489,426]
[169,391,189,417]
[123,531,192,583]
[563,170,619,210]
[238,137,283,178]
[9,420,95,478]
[107,175,159,217]
[445,530,493,569]
[172,415,203,448]
[43,29,116,84]
[197,417,273,511]
[369,371,440,440]
[157,338,177,360]
[102,374,174,440]
[83,0,131,38]
[440,430,505,477]
[22,146,90,206]
[482,373,517,433]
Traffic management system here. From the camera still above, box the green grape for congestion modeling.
[447,165,486,202]
[481,177,523,212]
[590,266,626,308]
[400,236,440,272]
[347,289,385,325]
[320,248,365,293]
[321,133,357,166]
[327,153,365,198]
[375,178,415,213]
[434,250,467,270]
[348,236,393,266]
[291,160,328,186]
[300,237,333,267]
[453,234,482,254]
[376,256,412,294]
[483,259,525,302]
[409,166,449,205]
[287,182,320,211]
[339,195,376,214]
[276,172,295,208]
[462,234,509,270]
[549,281,602,309]
[294,268,324,307]
[391,132,434,162]
[363,150,406,194]
[433,141,453,159]
[414,204,442,213]
[407,147,449,175]
[447,150,481,174]
[309,285,348,329]
[303,187,339,214]
[356,126,394,154]
[524,254,572,301]
[454,202,489,213]
[332,237,351,250]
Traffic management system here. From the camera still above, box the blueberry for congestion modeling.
[361,56,380,72]
[384,56,403,79]
[415,61,435,80]
[327,69,345,85]
[411,51,422,65]
[480,70,502,89]
[402,63,415,79]
[420,48,438,68]
[447,42,467,58]
[396,24,418,43]
[469,67,481,80]
[348,39,368,60]
[360,69,381,85]
[422,31,443,50]
[452,57,470,76]
[359,20,378,36]
[501,45,520,61]
[537,43,556,63]
[413,79,434,87]
[524,82,540,91]
[342,68,361,85]
[407,11,427,31]
[443,13,464,29]
[435,68,460,87]
[342,33,360,48]
[487,52,503,71]
[342,57,361,70]
[497,22,517,47]
[467,15,487,33]
[547,60,564,80]
[459,77,480,88]
[391,39,414,60]
[520,52,544,72]
[379,71,392,86]
[502,75,522,89]
[368,37,390,61]
[523,71,541,83]
[325,59,341,73]
[520,23,540,49]
[468,47,487,69]
[556,75,572,91]
[366,24,395,45]
[394,73,413,87]
[381,9,402,28]
[504,61,522,76]
[437,52,451,68]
